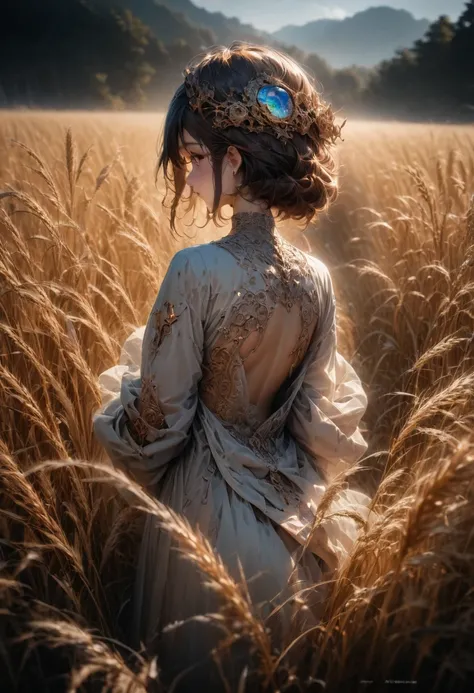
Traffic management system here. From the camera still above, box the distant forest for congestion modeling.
[1,0,473,120]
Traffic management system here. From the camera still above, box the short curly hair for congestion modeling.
[156,41,344,234]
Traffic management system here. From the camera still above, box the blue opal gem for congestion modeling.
[257,85,293,119]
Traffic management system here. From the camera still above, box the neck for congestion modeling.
[231,197,273,217]
[230,209,277,237]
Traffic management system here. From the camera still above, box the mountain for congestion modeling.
[102,0,278,48]
[0,0,307,110]
[0,0,198,109]
[99,0,311,70]
[156,0,275,45]
[94,0,214,49]
[272,6,430,68]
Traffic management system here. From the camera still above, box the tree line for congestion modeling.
[1,0,473,120]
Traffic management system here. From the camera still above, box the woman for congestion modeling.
[93,41,375,691]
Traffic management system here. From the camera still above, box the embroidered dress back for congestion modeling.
[92,211,375,691]
[201,212,319,437]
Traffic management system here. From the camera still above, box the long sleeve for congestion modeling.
[92,246,209,490]
[286,266,368,485]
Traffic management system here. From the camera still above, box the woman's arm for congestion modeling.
[92,246,209,490]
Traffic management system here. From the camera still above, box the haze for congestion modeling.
[193,1,465,32]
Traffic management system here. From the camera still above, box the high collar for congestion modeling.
[229,211,277,237]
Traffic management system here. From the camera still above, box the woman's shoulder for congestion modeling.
[170,240,333,294]
[167,242,234,294]
[297,248,333,289]
[309,254,331,276]
[167,243,212,276]
[171,240,220,263]
[173,239,239,274]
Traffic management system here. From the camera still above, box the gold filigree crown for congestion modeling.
[183,67,341,145]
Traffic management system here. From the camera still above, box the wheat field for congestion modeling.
[0,111,473,693]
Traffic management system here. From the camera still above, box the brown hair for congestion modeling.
[155,41,344,235]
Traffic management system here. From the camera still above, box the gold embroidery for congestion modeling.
[126,376,167,444]
[268,468,301,505]
[200,211,319,438]
[200,290,270,432]
[151,301,181,357]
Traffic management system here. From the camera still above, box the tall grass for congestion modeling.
[0,112,473,692]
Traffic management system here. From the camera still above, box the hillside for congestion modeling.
[0,0,194,109]
[272,6,430,68]
[101,0,278,47]
[0,0,306,110]
[156,0,276,45]
[94,0,214,48]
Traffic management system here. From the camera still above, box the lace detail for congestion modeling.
[229,210,277,237]
[126,375,168,444]
[218,213,319,370]
[220,419,299,502]
[200,211,319,437]
[200,289,270,432]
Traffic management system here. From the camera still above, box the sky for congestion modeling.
[193,1,466,33]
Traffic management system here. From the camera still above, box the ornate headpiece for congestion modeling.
[183,67,323,144]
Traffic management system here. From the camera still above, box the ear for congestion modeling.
[226,145,242,173]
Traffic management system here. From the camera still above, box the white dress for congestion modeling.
[92,211,374,691]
